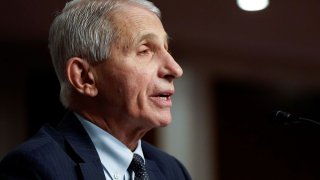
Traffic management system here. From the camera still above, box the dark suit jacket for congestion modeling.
[0,112,191,180]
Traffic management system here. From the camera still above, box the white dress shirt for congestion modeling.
[76,113,145,180]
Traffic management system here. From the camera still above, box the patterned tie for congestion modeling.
[128,153,149,180]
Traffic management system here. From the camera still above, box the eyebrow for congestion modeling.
[134,33,169,49]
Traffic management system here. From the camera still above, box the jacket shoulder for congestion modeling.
[6,124,65,157]
[0,125,75,179]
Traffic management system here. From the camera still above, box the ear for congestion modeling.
[66,57,98,97]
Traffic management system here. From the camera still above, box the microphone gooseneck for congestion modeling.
[273,110,320,127]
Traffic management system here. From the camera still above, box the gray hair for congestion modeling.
[48,0,161,107]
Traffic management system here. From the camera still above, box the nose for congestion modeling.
[158,51,183,81]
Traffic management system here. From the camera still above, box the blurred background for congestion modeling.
[1,0,320,179]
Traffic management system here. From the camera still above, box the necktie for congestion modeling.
[128,154,149,180]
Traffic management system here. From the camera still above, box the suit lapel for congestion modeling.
[79,162,105,180]
[57,112,168,180]
[145,159,166,180]
[57,112,105,180]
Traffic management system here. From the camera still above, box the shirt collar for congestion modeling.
[75,113,145,179]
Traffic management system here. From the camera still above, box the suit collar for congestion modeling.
[57,111,167,180]
[57,111,105,180]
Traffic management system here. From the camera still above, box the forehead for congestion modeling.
[112,5,168,46]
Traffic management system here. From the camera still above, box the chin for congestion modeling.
[157,115,172,127]
[145,116,171,128]
[142,111,172,127]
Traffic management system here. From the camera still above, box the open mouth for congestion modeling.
[158,94,171,101]
[150,91,174,107]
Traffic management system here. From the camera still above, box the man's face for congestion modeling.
[93,5,183,129]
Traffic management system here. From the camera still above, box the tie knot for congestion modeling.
[128,154,149,180]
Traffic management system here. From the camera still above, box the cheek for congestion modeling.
[103,64,156,112]
[125,73,154,111]
[127,75,151,101]
[127,69,154,92]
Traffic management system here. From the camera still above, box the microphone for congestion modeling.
[272,110,320,127]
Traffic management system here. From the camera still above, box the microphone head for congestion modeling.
[272,110,300,125]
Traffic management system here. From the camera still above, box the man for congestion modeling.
[0,0,191,179]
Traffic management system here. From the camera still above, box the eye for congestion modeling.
[139,49,150,55]
[137,45,152,56]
